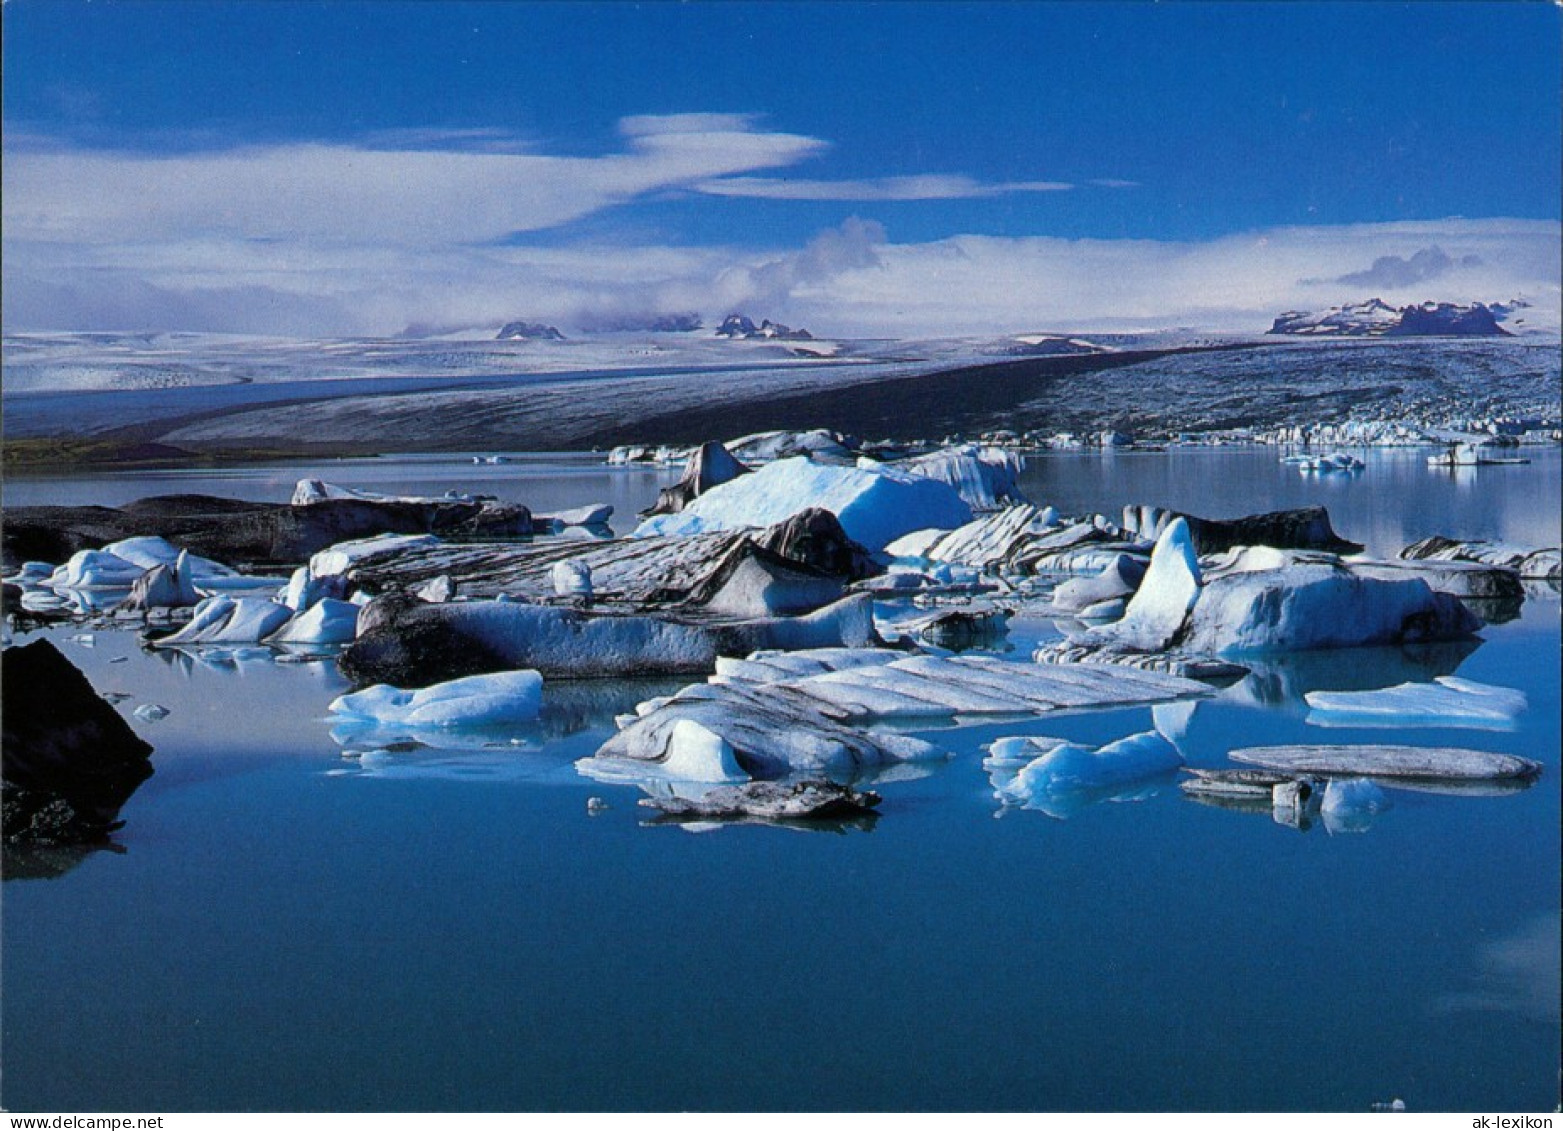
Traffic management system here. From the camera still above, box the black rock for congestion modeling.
[2,638,154,847]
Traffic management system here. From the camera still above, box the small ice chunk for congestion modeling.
[1321,776,1390,816]
[133,703,170,721]
[552,560,593,598]
[994,730,1182,802]
[1320,776,1391,833]
[551,504,614,528]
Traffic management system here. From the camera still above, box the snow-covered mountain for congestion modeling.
[495,321,566,341]
[1268,299,1509,337]
[714,314,813,341]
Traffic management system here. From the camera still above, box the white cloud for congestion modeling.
[3,114,1556,337]
[1,115,829,247]
[775,218,1562,336]
[694,174,1073,200]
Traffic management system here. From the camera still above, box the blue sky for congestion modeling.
[3,1,1559,335]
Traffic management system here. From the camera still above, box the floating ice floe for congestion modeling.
[581,647,1209,783]
[634,456,972,551]
[329,670,543,727]
[638,780,881,820]
[1304,676,1526,729]
[133,703,170,722]
[1079,520,1481,657]
[988,730,1183,818]
[308,533,444,579]
[1281,452,1364,473]
[266,598,361,646]
[1400,536,1561,582]
[292,478,480,507]
[724,429,853,465]
[884,504,1058,569]
[1229,744,1541,781]
[341,592,879,683]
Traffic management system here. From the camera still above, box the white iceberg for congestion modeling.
[1052,553,1147,614]
[992,731,1183,799]
[329,670,543,727]
[659,720,749,782]
[884,504,1058,569]
[1304,676,1526,729]
[1181,565,1480,655]
[1109,518,1201,650]
[634,456,972,551]
[549,503,614,528]
[267,598,362,646]
[152,595,294,647]
[893,444,1027,510]
[551,559,594,598]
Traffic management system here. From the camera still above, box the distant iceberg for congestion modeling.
[634,456,972,551]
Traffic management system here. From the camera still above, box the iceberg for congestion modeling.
[992,731,1183,800]
[642,441,750,516]
[1304,676,1525,729]
[267,598,361,646]
[151,595,294,647]
[329,670,543,727]
[551,559,594,598]
[1181,564,1481,655]
[586,647,1208,782]
[340,592,880,683]
[308,534,443,580]
[634,456,972,551]
[884,504,1058,569]
[1051,553,1148,614]
[659,720,749,782]
[988,730,1182,818]
[1229,743,1542,781]
[1110,518,1201,650]
[547,504,614,529]
[724,429,853,465]
[1319,777,1391,833]
[893,445,1027,510]
[119,551,201,611]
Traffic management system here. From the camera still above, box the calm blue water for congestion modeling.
[3,448,1559,1112]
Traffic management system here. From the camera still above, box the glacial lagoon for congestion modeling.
[3,446,1559,1112]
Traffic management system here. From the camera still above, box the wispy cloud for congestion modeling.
[1,115,829,247]
[694,174,1073,201]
